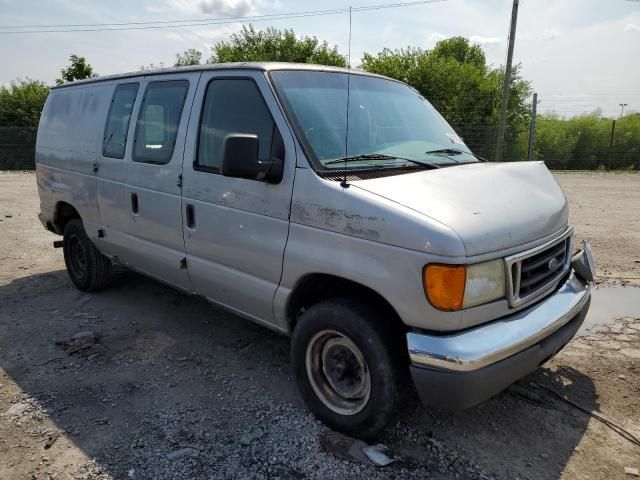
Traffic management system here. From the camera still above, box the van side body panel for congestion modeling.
[274,167,466,332]
[36,83,113,238]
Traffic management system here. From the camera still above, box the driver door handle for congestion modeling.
[186,204,195,229]
[130,193,139,214]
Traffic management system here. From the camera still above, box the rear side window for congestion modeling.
[196,78,277,172]
[103,83,139,159]
[133,80,188,164]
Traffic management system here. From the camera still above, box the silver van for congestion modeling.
[36,62,595,438]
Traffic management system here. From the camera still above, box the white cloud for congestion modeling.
[191,28,231,39]
[162,24,244,51]
[517,12,640,116]
[164,32,187,42]
[145,4,167,13]
[155,0,260,17]
[469,35,502,46]
[624,23,640,32]
[429,32,448,42]
[191,25,242,42]
[541,28,560,40]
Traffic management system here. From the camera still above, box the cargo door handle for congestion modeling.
[186,204,195,229]
[130,193,139,214]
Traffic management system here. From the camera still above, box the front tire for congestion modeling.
[291,297,403,439]
[63,219,112,291]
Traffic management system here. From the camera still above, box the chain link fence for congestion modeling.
[453,118,639,170]
[0,127,38,170]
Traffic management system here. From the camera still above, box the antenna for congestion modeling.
[347,6,352,68]
[341,6,352,188]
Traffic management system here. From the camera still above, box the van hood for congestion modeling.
[352,161,568,257]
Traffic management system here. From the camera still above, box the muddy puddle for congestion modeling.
[577,285,640,336]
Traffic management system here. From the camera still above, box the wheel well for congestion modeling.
[287,274,405,334]
[53,202,80,234]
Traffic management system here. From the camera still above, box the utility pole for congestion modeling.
[619,103,628,118]
[527,92,538,161]
[495,0,519,162]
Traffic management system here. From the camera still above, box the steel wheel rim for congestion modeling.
[67,234,87,279]
[305,330,371,415]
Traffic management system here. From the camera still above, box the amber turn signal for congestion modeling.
[423,264,467,311]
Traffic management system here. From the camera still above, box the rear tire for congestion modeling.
[291,297,403,439]
[63,219,112,291]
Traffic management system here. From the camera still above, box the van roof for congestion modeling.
[51,62,396,89]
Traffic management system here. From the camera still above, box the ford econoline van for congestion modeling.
[36,63,595,438]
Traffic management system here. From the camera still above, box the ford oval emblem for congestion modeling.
[548,258,559,271]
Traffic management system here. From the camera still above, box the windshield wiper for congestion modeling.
[325,154,398,165]
[325,153,440,169]
[425,148,488,162]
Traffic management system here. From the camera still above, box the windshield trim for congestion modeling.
[267,69,431,176]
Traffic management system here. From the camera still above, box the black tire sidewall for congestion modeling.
[291,298,400,439]
[63,219,96,291]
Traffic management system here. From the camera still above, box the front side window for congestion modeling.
[133,80,188,164]
[103,83,139,158]
[196,78,277,173]
[271,71,477,170]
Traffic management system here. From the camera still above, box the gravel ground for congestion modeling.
[555,172,640,286]
[1,171,639,480]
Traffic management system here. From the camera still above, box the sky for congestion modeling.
[1,0,639,117]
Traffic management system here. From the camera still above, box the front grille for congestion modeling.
[505,228,573,308]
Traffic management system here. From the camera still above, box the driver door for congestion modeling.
[180,70,296,327]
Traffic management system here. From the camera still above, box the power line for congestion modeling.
[0,0,446,34]
[0,8,346,29]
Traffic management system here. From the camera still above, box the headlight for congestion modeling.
[423,259,506,311]
[463,259,506,308]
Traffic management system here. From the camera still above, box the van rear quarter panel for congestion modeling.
[36,83,112,236]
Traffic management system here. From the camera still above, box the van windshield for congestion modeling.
[270,70,477,170]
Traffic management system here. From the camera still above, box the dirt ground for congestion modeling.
[1,171,639,480]
[555,172,640,287]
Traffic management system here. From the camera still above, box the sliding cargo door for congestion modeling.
[95,80,142,261]
[121,73,200,290]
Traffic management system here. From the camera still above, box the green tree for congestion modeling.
[0,78,50,127]
[175,49,203,66]
[612,113,640,170]
[529,114,574,169]
[431,36,487,69]
[532,112,639,170]
[360,37,532,159]
[56,54,97,85]
[208,25,346,66]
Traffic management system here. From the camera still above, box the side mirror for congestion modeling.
[220,133,284,183]
[220,134,260,179]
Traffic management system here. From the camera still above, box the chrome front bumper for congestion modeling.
[408,272,590,373]
[408,272,591,409]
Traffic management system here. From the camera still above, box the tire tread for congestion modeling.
[291,296,404,439]
[63,219,112,291]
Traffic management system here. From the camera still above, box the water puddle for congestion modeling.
[577,285,640,336]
